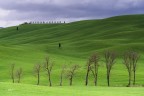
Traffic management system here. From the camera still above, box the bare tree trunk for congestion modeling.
[37,73,40,85]
[94,64,98,86]
[48,71,52,86]
[93,73,97,86]
[49,77,52,86]
[12,77,14,83]
[85,68,89,86]
[60,73,63,86]
[95,72,98,86]
[60,77,62,86]
[107,70,110,87]
[133,71,136,85]
[70,77,72,86]
[107,73,110,87]
[11,64,15,83]
[127,71,131,87]
[59,65,66,86]
[18,76,20,83]
[12,72,15,83]
[94,78,96,86]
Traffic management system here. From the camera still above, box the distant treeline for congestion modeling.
[22,21,66,25]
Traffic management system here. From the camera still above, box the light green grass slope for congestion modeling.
[1,82,144,96]
[0,14,144,86]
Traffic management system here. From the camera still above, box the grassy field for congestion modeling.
[0,14,144,95]
[1,82,144,96]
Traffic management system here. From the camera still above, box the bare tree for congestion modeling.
[60,65,66,86]
[44,57,54,86]
[123,51,132,87]
[131,52,139,85]
[67,64,79,86]
[89,53,100,86]
[104,51,116,86]
[34,64,41,85]
[16,68,22,83]
[123,51,139,86]
[11,64,15,83]
[85,61,91,86]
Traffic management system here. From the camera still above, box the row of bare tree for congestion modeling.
[10,50,139,87]
[85,50,139,87]
[11,57,79,86]
[30,21,66,24]
[22,21,66,25]
[11,64,22,83]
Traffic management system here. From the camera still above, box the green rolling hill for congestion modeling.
[0,14,144,87]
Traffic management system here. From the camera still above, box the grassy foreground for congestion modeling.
[1,82,144,96]
[1,15,144,95]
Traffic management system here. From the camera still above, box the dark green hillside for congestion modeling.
[0,15,144,86]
